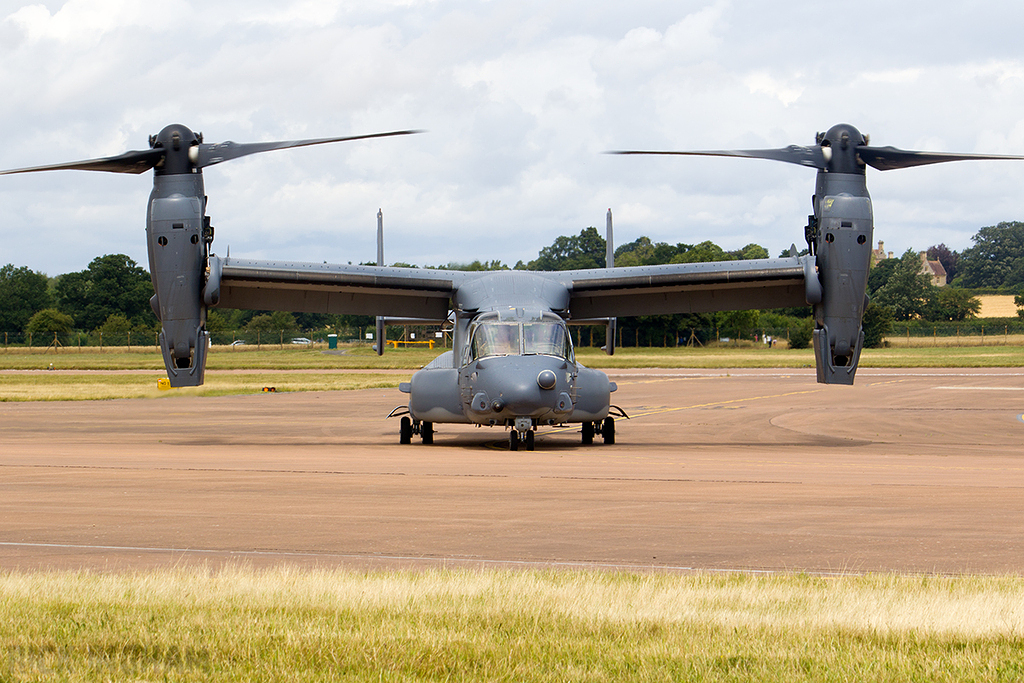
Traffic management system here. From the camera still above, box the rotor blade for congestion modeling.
[608,145,828,169]
[0,148,166,175]
[857,145,1024,171]
[196,129,425,169]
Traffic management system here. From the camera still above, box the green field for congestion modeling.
[3,567,1023,682]
[2,343,1023,401]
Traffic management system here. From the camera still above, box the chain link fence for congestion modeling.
[6,318,1024,351]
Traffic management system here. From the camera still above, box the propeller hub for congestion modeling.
[820,123,867,174]
[151,124,201,175]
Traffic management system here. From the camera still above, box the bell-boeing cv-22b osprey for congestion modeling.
[4,122,1020,450]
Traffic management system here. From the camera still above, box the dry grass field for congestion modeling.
[976,295,1019,318]
[3,567,1024,682]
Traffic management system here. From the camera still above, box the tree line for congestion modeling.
[4,222,1024,347]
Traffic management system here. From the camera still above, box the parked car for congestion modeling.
[290,337,312,345]
[230,340,247,346]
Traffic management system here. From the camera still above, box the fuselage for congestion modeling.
[402,271,614,429]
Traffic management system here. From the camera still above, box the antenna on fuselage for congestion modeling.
[603,208,617,356]
[375,209,385,356]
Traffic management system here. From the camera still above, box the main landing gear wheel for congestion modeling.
[509,430,519,451]
[399,416,412,444]
[581,421,594,445]
[601,417,615,444]
[421,421,433,445]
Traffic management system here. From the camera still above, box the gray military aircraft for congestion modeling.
[2,122,1018,450]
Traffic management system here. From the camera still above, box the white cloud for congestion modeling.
[743,71,804,107]
[0,0,1023,276]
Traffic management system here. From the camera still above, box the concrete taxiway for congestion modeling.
[1,367,1022,574]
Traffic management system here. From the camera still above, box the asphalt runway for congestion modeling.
[2,367,1023,574]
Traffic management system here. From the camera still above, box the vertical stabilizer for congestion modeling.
[603,208,617,355]
[375,209,385,356]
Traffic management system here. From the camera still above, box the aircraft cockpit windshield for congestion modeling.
[523,322,570,358]
[471,322,520,359]
[468,314,573,362]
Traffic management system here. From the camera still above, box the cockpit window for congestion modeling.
[469,320,572,361]
[523,322,569,359]
[471,323,520,359]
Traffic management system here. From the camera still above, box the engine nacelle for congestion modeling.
[812,185,873,385]
[146,175,209,387]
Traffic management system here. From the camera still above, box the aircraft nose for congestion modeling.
[468,356,573,418]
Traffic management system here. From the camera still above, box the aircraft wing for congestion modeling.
[561,255,819,319]
[209,256,460,321]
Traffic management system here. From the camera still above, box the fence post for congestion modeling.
[127,330,131,351]
[981,325,985,345]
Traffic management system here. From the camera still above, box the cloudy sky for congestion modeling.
[2,0,1023,276]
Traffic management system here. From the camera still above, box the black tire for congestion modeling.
[581,421,594,445]
[601,417,615,445]
[509,430,519,451]
[525,430,535,451]
[400,416,412,444]
[421,421,433,445]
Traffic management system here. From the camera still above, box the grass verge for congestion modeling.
[2,567,1023,682]
[0,371,404,401]
[2,344,1023,401]
[2,342,1023,372]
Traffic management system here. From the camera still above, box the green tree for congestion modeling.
[787,318,814,349]
[1015,290,1024,319]
[614,236,656,267]
[872,249,933,320]
[0,264,52,335]
[55,254,155,331]
[861,303,893,348]
[25,308,74,343]
[957,221,1024,289]
[715,310,760,339]
[670,241,732,264]
[245,312,297,338]
[527,227,606,270]
[97,313,131,345]
[867,257,899,296]
[731,243,769,260]
[924,288,980,321]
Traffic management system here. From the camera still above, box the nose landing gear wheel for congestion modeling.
[525,430,535,451]
[421,421,433,445]
[581,421,594,445]
[509,430,519,451]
